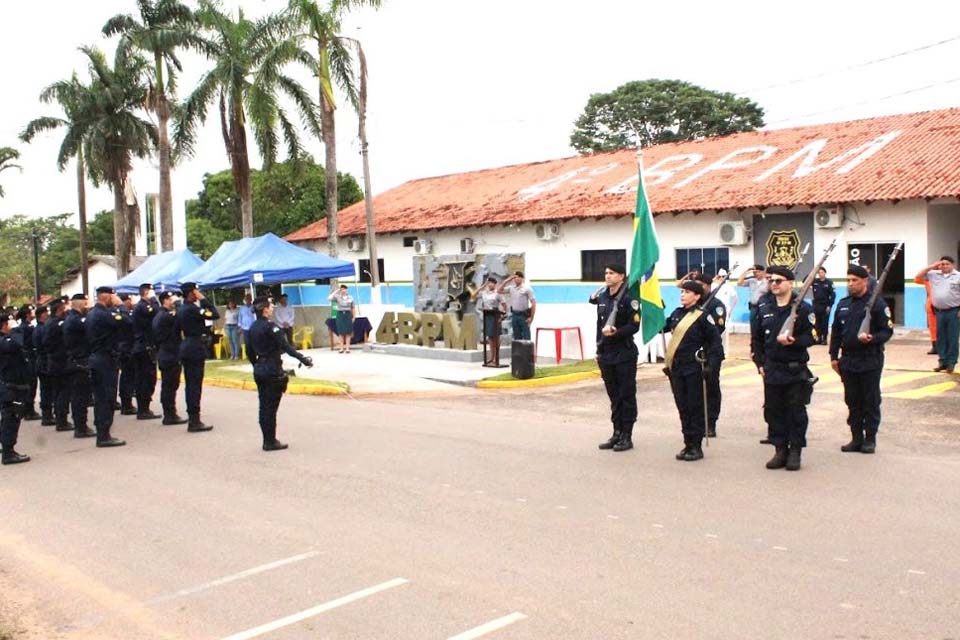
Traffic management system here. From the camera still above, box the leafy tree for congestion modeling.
[174,2,321,238]
[0,147,22,197]
[103,0,207,252]
[570,79,765,153]
[286,0,382,259]
[84,209,117,256]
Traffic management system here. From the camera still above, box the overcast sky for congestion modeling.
[2,0,959,224]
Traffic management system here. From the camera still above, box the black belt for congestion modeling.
[512,309,529,315]
[934,306,960,312]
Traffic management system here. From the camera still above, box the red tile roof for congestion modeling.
[286,107,960,242]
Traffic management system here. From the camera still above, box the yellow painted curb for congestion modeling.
[477,370,601,389]
[204,376,349,396]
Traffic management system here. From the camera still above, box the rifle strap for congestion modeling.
[664,309,704,372]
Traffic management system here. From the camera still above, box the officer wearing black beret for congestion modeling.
[689,272,727,437]
[33,304,56,425]
[86,286,126,447]
[246,296,313,450]
[830,264,894,454]
[41,300,74,432]
[132,283,160,419]
[665,280,722,461]
[11,304,41,422]
[750,266,817,471]
[1,312,31,464]
[152,290,188,425]
[116,294,137,415]
[176,282,218,432]
[63,293,95,438]
[589,263,641,452]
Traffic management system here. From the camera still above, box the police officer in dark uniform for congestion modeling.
[152,290,188,425]
[811,267,836,345]
[42,299,74,432]
[176,282,218,432]
[33,305,57,426]
[116,294,137,415]
[86,286,126,448]
[63,293,96,438]
[12,305,42,422]
[1,312,32,465]
[751,266,818,471]
[830,265,894,454]
[246,296,313,450]
[589,263,641,452]
[132,283,160,419]
[665,281,722,461]
[687,273,727,437]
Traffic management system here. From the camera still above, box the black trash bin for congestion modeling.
[511,339,535,379]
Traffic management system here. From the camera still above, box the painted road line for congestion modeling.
[819,371,944,394]
[147,551,321,606]
[886,380,958,400]
[220,578,408,640]
[446,612,528,640]
[720,363,760,375]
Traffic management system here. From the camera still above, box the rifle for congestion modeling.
[778,235,841,339]
[596,282,628,348]
[858,242,903,339]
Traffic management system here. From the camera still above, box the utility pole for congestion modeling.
[31,227,41,302]
[77,150,89,295]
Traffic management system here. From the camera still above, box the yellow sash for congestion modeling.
[664,309,703,372]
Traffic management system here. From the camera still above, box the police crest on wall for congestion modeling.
[765,229,802,270]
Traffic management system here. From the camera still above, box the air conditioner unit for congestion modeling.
[814,205,843,228]
[718,220,748,245]
[346,236,365,252]
[460,237,475,254]
[413,239,433,255]
[535,222,561,241]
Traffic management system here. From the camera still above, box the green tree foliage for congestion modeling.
[0,214,93,302]
[0,147,22,197]
[184,157,362,258]
[570,79,765,153]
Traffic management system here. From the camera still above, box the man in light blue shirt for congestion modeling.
[238,293,255,347]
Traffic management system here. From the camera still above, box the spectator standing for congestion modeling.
[497,272,536,341]
[712,269,738,354]
[328,285,356,353]
[273,293,296,344]
[916,256,960,373]
[238,293,255,353]
[223,300,241,359]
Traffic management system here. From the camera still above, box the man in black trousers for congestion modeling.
[176,283,218,432]
[132,283,160,420]
[86,286,126,448]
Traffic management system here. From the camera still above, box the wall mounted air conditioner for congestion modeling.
[460,237,475,254]
[814,205,843,228]
[413,239,433,255]
[535,222,561,241]
[346,236,365,252]
[718,220,748,245]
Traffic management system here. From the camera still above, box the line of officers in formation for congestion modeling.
[1,284,313,466]
[591,262,892,471]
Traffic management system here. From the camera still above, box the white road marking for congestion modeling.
[555,505,567,510]
[833,557,849,563]
[474,490,485,495]
[652,524,664,528]
[219,578,408,640]
[607,515,619,520]
[907,569,926,575]
[705,534,719,539]
[840,603,856,609]
[515,498,527,503]
[147,551,321,605]
[446,612,528,640]
[772,546,788,551]
[441,483,452,488]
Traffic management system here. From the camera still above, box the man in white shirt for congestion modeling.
[497,271,536,340]
[272,294,295,344]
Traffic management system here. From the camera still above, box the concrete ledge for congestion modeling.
[204,376,349,396]
[364,342,511,363]
[477,370,601,389]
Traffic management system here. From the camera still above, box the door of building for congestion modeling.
[847,242,905,323]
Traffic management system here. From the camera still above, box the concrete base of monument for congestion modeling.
[364,342,512,363]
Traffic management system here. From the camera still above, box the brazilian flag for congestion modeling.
[628,153,665,344]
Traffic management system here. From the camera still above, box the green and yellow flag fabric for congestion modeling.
[628,153,666,344]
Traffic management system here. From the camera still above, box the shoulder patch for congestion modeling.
[203,310,213,317]
[272,326,280,333]
[808,312,816,324]
[707,315,716,325]
[630,299,640,311]
[716,306,724,316]
[147,306,153,313]
[884,306,891,318]
[633,313,640,323]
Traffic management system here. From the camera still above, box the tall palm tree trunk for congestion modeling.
[231,122,253,238]
[112,182,129,276]
[157,93,174,252]
[321,101,338,258]
[76,151,89,295]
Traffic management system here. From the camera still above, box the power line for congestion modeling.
[741,34,960,94]
[766,76,960,126]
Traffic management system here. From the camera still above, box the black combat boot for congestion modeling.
[678,443,704,461]
[928,342,938,355]
[1,449,30,465]
[187,415,213,432]
[22,406,41,421]
[598,425,621,450]
[41,407,56,426]
[96,433,126,448]
[860,431,877,454]
[840,428,863,452]
[55,419,74,432]
[262,440,289,451]
[136,403,161,420]
[612,424,633,452]
[162,407,188,426]
[120,400,137,415]
[675,446,691,460]
[785,446,802,471]
[766,446,788,469]
[74,426,96,438]
[706,423,717,438]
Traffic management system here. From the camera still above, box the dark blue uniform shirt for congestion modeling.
[177,299,220,361]
[589,286,640,364]
[811,278,836,308]
[751,294,817,385]
[246,318,307,377]
[133,298,158,354]
[63,310,89,365]
[152,307,181,366]
[666,305,723,375]
[829,293,894,373]
[0,331,30,401]
[86,304,124,356]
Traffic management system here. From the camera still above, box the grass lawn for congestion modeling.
[204,360,347,390]
[483,359,599,382]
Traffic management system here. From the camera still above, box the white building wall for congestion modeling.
[926,203,960,263]
[60,261,118,298]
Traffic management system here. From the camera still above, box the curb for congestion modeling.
[204,376,349,396]
[477,370,601,389]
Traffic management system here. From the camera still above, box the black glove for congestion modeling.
[301,356,314,368]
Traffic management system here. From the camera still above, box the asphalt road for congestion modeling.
[1,357,959,640]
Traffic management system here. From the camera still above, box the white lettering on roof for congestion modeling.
[753,131,902,182]
[673,146,778,189]
[518,168,588,201]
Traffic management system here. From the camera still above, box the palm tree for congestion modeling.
[20,75,95,293]
[0,147,22,197]
[286,0,382,258]
[174,2,321,238]
[103,0,206,253]
[79,45,158,276]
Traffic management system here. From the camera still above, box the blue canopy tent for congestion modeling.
[113,249,205,294]
[178,232,355,288]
